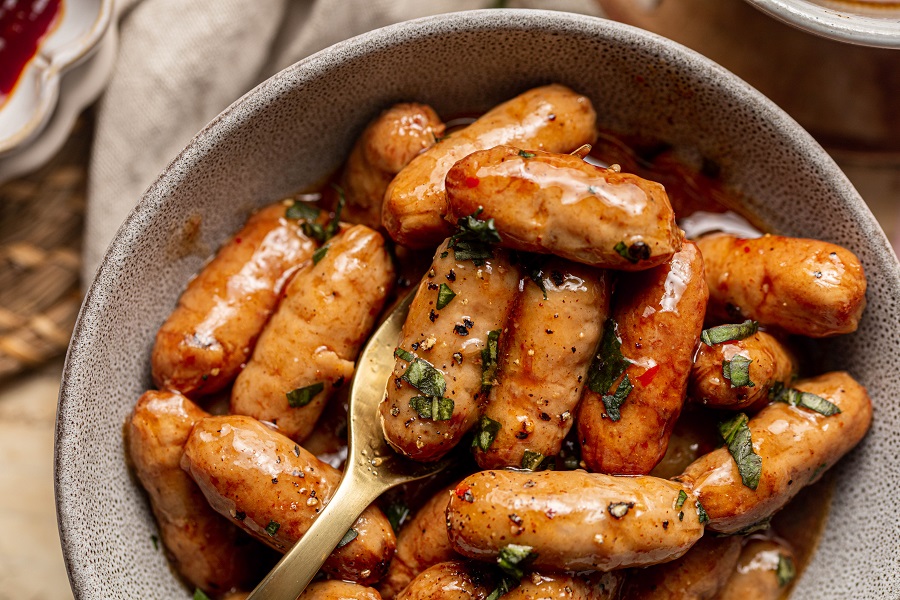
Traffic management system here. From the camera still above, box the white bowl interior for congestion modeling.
[56,10,900,599]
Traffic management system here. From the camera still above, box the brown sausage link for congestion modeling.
[223,581,383,600]
[231,225,394,442]
[380,485,460,599]
[619,534,742,599]
[126,391,270,595]
[717,538,796,600]
[578,241,708,475]
[696,233,866,337]
[396,560,496,600]
[181,415,396,584]
[474,258,610,470]
[383,84,597,248]
[688,331,797,412]
[445,146,683,271]
[151,202,318,397]
[507,572,623,600]
[379,239,521,462]
[677,371,872,534]
[341,103,445,229]
[447,470,704,572]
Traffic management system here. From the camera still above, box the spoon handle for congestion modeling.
[246,466,386,600]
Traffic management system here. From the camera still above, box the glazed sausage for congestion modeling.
[688,330,797,412]
[395,561,495,600]
[181,415,396,584]
[231,225,394,442]
[380,484,459,599]
[152,202,318,397]
[620,534,742,599]
[474,258,610,470]
[677,371,872,534]
[126,390,269,594]
[717,538,796,600]
[696,233,866,337]
[578,241,708,475]
[444,146,683,271]
[383,84,597,248]
[446,470,704,572]
[341,103,445,229]
[507,572,622,600]
[224,581,383,600]
[379,239,520,462]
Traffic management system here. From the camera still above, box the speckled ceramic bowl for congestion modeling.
[55,9,900,599]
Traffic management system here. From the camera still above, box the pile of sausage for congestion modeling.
[126,84,871,600]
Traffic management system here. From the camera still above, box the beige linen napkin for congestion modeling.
[83,0,605,281]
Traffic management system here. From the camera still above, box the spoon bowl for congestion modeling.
[246,290,451,599]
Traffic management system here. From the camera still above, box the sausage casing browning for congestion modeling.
[474,258,610,469]
[181,415,396,584]
[127,391,269,594]
[578,241,708,475]
[231,225,394,442]
[620,534,742,600]
[688,331,797,412]
[507,572,622,600]
[381,484,459,599]
[445,146,683,270]
[696,233,866,337]
[383,84,597,248]
[380,240,520,462]
[225,581,383,600]
[677,371,872,534]
[447,470,704,572]
[395,561,496,600]
[152,202,318,397]
[717,538,796,600]
[341,103,445,229]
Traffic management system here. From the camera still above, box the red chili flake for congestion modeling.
[235,237,242,244]
[465,176,480,188]
[636,364,660,387]
[455,485,474,503]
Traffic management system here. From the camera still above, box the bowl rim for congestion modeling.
[0,0,114,155]
[745,0,900,48]
[55,8,900,598]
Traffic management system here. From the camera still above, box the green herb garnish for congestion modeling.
[312,244,329,264]
[613,240,651,264]
[521,450,544,471]
[485,576,517,600]
[601,375,633,422]
[265,520,280,537]
[481,329,501,393]
[401,357,446,399]
[776,554,796,587]
[700,320,758,346]
[325,185,346,240]
[472,415,502,451]
[517,150,536,159]
[771,383,841,416]
[409,396,455,421]
[286,382,324,408]
[497,544,537,580]
[718,413,762,490]
[385,501,410,533]
[336,528,358,549]
[436,283,457,310]
[723,355,754,388]
[448,208,502,266]
[193,588,212,600]
[151,534,159,551]
[696,501,709,524]
[588,319,631,395]
[675,490,688,510]
[285,201,321,221]
[394,347,415,362]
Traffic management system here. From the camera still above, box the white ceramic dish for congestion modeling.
[745,0,900,48]
[55,9,900,599]
[0,0,113,157]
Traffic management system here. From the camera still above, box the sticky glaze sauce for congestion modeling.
[0,0,63,107]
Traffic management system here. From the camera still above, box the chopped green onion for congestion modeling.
[286,382,324,407]
[675,490,688,510]
[696,501,709,525]
[517,150,536,158]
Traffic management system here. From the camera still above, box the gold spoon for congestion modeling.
[246,291,450,599]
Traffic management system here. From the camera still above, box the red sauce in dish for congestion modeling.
[0,0,63,107]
